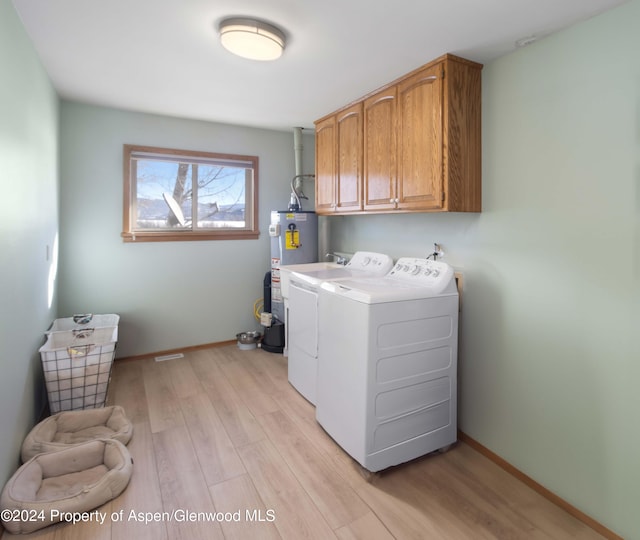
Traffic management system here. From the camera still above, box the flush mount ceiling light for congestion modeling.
[219,17,286,61]
[515,35,538,48]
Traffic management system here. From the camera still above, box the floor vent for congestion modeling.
[154,353,184,362]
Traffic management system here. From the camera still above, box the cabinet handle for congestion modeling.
[389,198,394,203]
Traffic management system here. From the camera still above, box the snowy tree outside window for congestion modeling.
[122,145,259,242]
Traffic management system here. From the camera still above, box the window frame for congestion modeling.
[122,144,259,242]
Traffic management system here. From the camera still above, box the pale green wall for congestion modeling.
[0,1,59,487]
[326,2,640,537]
[59,102,316,357]
[4,0,638,536]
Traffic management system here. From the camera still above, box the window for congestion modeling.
[122,145,259,242]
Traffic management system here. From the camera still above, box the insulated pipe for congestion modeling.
[293,127,303,177]
[293,127,304,194]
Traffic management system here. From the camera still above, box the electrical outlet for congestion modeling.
[431,243,445,259]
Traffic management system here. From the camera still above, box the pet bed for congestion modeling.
[1,439,133,534]
[21,405,133,462]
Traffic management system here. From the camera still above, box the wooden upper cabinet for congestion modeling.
[397,63,443,210]
[363,87,397,211]
[335,104,363,212]
[315,103,363,213]
[441,56,482,212]
[315,53,482,215]
[315,115,336,213]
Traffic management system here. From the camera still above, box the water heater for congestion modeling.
[269,210,318,323]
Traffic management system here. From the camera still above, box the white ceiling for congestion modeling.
[13,0,626,132]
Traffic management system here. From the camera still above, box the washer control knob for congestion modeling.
[410,265,420,275]
[431,269,440,278]
[362,257,371,266]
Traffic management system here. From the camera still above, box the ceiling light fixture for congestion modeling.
[219,17,286,61]
[515,35,538,48]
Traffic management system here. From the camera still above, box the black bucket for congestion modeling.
[261,321,284,354]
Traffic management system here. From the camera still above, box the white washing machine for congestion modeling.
[285,252,393,405]
[315,257,459,472]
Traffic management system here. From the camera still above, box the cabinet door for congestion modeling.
[315,115,336,213]
[397,63,444,210]
[363,87,397,211]
[335,104,363,212]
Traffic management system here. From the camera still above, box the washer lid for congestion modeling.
[319,258,458,304]
[288,251,393,286]
[291,266,361,285]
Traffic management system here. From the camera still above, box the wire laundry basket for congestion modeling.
[39,326,118,413]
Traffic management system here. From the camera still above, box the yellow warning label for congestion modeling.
[285,231,300,250]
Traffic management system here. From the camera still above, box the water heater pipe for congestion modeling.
[293,127,303,180]
[293,126,307,199]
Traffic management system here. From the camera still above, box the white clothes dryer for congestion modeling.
[279,260,341,357]
[285,252,393,405]
[316,258,459,472]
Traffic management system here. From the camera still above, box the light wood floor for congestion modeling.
[5,345,605,539]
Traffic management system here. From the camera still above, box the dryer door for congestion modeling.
[288,280,319,403]
[289,281,318,359]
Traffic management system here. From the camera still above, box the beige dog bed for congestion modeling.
[21,406,133,462]
[1,439,133,534]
